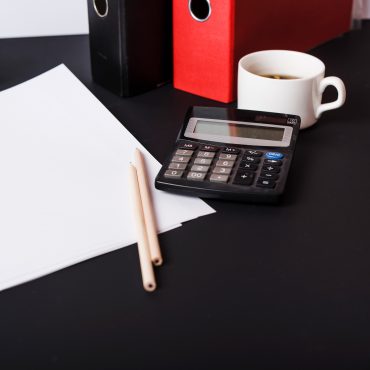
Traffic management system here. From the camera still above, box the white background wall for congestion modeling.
[0,0,89,38]
[0,0,370,39]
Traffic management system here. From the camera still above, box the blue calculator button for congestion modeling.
[265,152,284,160]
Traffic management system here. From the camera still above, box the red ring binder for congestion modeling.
[173,0,352,103]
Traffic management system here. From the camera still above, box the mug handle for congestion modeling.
[316,76,346,118]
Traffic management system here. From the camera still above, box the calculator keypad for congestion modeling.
[175,149,194,156]
[215,160,234,168]
[259,172,279,180]
[212,167,232,175]
[245,150,263,157]
[233,171,255,185]
[187,172,206,181]
[164,169,183,178]
[222,147,240,154]
[194,158,212,165]
[164,143,286,190]
[168,162,187,170]
[172,155,191,163]
[178,143,197,150]
[218,153,237,161]
[261,165,280,173]
[242,156,260,164]
[264,159,282,166]
[197,151,216,159]
[210,174,228,183]
[238,162,258,171]
[200,144,218,152]
[256,178,276,188]
[191,165,210,172]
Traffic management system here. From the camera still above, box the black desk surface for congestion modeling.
[1,23,370,370]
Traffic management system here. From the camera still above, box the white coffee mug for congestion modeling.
[237,50,346,129]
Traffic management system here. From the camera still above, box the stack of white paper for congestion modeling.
[0,65,215,292]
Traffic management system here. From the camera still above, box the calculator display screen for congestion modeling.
[194,120,285,141]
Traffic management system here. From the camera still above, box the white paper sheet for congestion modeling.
[0,65,215,291]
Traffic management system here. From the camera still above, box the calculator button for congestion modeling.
[200,144,219,152]
[222,147,240,154]
[265,152,284,160]
[259,172,279,180]
[164,170,183,178]
[238,162,258,171]
[256,178,276,188]
[242,156,260,164]
[168,162,187,170]
[197,151,216,159]
[212,166,232,175]
[187,172,206,181]
[172,155,191,163]
[178,143,197,150]
[190,165,209,173]
[233,171,255,185]
[218,153,237,160]
[194,158,212,165]
[245,150,263,157]
[210,174,229,183]
[215,160,235,168]
[263,159,282,166]
[262,165,280,173]
[175,149,194,156]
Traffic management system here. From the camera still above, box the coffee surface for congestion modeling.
[258,74,300,80]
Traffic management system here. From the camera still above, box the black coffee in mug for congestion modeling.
[258,74,300,80]
[238,50,346,129]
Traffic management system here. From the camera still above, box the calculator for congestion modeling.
[155,107,300,203]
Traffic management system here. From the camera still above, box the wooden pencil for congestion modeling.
[134,148,163,266]
[128,163,156,292]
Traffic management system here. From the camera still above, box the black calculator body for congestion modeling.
[155,107,300,203]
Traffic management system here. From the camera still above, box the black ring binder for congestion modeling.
[87,0,172,97]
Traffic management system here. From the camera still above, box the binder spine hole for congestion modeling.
[189,0,211,22]
[93,0,109,17]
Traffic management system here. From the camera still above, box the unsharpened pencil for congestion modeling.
[134,148,163,266]
[128,163,156,292]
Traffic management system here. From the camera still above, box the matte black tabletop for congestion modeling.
[1,23,370,370]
